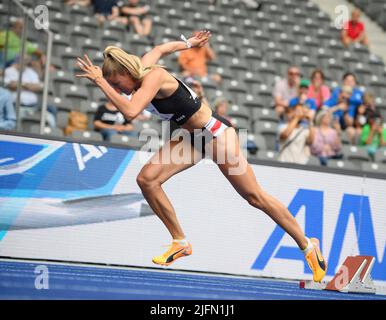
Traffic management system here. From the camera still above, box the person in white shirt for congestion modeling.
[4,55,56,127]
[278,104,315,164]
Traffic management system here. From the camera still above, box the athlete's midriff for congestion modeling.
[180,101,213,133]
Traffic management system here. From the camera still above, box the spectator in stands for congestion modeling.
[289,79,317,122]
[359,110,386,158]
[308,69,331,111]
[213,97,234,127]
[119,0,153,37]
[178,31,221,85]
[0,19,45,68]
[90,0,127,27]
[341,8,369,48]
[0,87,16,131]
[323,73,363,132]
[273,66,300,119]
[64,0,91,6]
[310,110,342,166]
[278,104,315,164]
[322,85,352,134]
[4,55,56,128]
[94,100,137,141]
[347,91,377,145]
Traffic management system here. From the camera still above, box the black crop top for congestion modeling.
[146,78,202,126]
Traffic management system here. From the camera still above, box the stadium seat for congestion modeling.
[256,64,277,88]
[369,75,386,97]
[341,130,352,145]
[134,120,163,136]
[229,58,249,81]
[247,133,267,153]
[240,49,262,73]
[67,3,92,20]
[302,18,320,38]
[68,25,90,48]
[52,34,71,57]
[60,47,83,70]
[71,130,103,142]
[342,50,360,71]
[29,125,64,137]
[327,159,357,171]
[241,94,266,110]
[80,100,100,114]
[307,156,321,166]
[216,44,237,67]
[374,148,386,164]
[87,86,108,103]
[47,96,74,113]
[50,11,72,34]
[57,111,69,129]
[252,108,279,124]
[61,84,89,107]
[253,30,271,52]
[227,104,250,120]
[256,150,279,161]
[323,58,345,82]
[110,134,144,149]
[174,1,197,21]
[291,25,308,44]
[78,16,100,39]
[104,21,126,43]
[278,34,297,54]
[218,0,238,16]
[256,83,275,108]
[303,36,320,57]
[270,53,291,77]
[361,162,386,174]
[100,29,122,48]
[216,67,233,82]
[52,70,75,97]
[79,100,99,129]
[223,80,248,105]
[229,117,250,130]
[242,19,260,38]
[21,112,46,133]
[354,63,373,85]
[167,10,185,29]
[253,121,278,150]
[243,72,262,94]
[342,145,371,168]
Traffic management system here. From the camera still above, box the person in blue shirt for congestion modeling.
[0,87,16,131]
[324,72,363,131]
[288,79,317,127]
[289,79,317,110]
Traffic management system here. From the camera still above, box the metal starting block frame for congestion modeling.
[300,255,380,295]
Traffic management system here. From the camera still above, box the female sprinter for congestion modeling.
[76,31,327,282]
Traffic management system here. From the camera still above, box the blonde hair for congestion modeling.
[315,110,331,127]
[102,46,161,80]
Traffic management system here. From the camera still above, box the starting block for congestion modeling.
[300,255,378,294]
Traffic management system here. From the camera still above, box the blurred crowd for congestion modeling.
[0,3,384,167]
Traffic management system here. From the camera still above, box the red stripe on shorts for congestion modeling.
[210,119,222,134]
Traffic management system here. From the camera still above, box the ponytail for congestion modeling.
[102,46,161,79]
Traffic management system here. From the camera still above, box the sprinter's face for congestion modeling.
[106,73,137,95]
